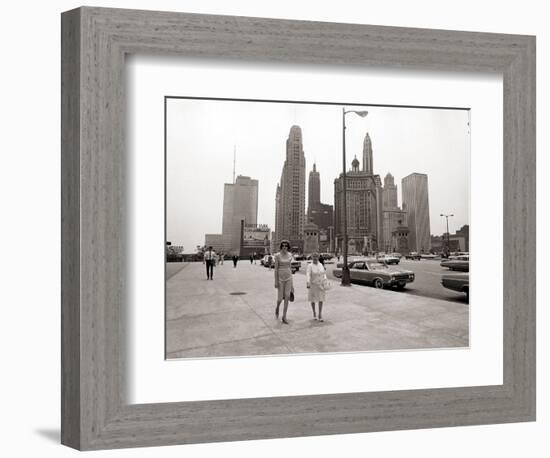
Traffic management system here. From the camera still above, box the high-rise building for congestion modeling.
[382,173,398,209]
[308,163,320,212]
[274,125,306,249]
[334,155,384,255]
[222,175,258,254]
[382,172,407,252]
[362,132,373,174]
[307,163,334,244]
[401,173,431,253]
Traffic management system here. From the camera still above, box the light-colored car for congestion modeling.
[333,258,415,289]
[441,272,469,299]
[261,255,274,268]
[441,255,469,272]
[377,254,400,265]
[405,252,422,260]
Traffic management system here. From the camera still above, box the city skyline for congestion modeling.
[166,98,470,251]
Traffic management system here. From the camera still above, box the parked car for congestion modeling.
[420,253,438,260]
[440,255,469,272]
[405,252,422,260]
[377,254,400,265]
[333,258,415,289]
[291,259,301,273]
[261,255,274,268]
[441,272,469,299]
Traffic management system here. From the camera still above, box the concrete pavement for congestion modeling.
[166,261,469,359]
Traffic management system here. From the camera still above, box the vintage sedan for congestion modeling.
[377,254,400,265]
[405,252,422,260]
[441,272,469,299]
[440,255,469,272]
[333,258,415,289]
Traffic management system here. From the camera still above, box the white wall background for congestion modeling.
[0,1,546,457]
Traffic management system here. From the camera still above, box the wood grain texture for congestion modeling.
[61,6,536,450]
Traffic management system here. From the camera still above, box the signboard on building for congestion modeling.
[240,222,271,256]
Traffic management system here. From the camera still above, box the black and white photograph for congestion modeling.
[165,97,471,359]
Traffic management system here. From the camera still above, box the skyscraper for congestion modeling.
[362,132,373,174]
[274,125,306,248]
[401,173,431,253]
[334,154,384,255]
[308,163,320,212]
[382,172,407,252]
[382,173,398,209]
[307,163,334,252]
[222,175,259,254]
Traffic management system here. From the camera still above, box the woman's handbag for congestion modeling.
[321,278,333,291]
[289,290,295,302]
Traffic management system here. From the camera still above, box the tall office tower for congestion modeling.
[382,172,406,252]
[382,173,399,210]
[275,125,306,247]
[222,175,259,254]
[401,173,431,253]
[274,182,282,246]
[362,132,373,174]
[308,163,321,213]
[307,163,334,252]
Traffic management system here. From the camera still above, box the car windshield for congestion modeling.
[367,261,387,270]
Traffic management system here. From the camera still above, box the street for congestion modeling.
[166,260,469,359]
[298,258,469,303]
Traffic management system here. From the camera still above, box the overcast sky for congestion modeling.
[166,98,470,251]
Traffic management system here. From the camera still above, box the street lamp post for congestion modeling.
[440,213,454,256]
[341,108,368,286]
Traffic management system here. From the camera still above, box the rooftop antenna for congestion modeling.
[232,145,236,183]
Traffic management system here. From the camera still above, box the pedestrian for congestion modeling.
[219,252,224,265]
[232,254,239,268]
[274,240,294,324]
[249,254,254,264]
[306,252,328,322]
[203,246,216,280]
[318,253,325,267]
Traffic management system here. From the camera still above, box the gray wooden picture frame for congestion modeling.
[61,6,536,451]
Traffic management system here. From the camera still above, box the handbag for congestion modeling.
[289,290,295,302]
[321,278,332,291]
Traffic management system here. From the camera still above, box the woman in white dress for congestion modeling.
[306,252,327,322]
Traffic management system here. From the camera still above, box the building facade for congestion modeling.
[334,153,384,255]
[401,173,431,253]
[381,173,407,253]
[222,175,259,254]
[303,221,320,255]
[274,125,306,249]
[307,163,334,252]
[391,222,410,254]
[382,209,408,252]
[204,234,225,254]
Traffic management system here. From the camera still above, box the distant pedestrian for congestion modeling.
[250,254,254,264]
[232,254,239,268]
[274,240,294,325]
[319,253,325,267]
[306,252,328,322]
[203,246,216,280]
[219,252,224,265]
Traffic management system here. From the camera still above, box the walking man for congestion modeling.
[232,254,239,268]
[203,246,216,280]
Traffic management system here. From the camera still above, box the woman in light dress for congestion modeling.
[306,252,327,322]
[274,240,294,324]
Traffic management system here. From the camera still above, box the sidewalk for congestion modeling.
[166,261,469,359]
